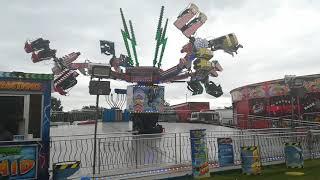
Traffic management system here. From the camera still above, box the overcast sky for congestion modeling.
[1,0,320,111]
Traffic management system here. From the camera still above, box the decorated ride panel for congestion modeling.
[127,85,164,113]
[125,66,160,83]
[190,129,210,178]
[284,142,304,168]
[230,74,320,102]
[240,146,262,175]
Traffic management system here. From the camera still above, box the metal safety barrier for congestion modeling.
[49,127,320,179]
[51,110,102,123]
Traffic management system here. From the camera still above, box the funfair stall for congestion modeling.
[0,71,52,179]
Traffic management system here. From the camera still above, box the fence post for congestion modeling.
[240,130,244,147]
[135,137,138,169]
[98,138,101,174]
[307,130,313,159]
[175,133,177,164]
[179,133,182,164]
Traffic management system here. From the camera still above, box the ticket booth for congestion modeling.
[0,71,52,179]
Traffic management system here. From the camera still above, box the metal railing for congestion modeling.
[50,127,320,179]
[51,110,102,123]
[234,113,320,129]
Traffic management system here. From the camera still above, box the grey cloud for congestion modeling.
[1,0,320,110]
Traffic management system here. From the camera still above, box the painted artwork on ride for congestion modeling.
[284,142,304,168]
[240,146,262,175]
[302,93,320,113]
[217,138,234,167]
[231,75,320,103]
[190,129,210,178]
[248,95,299,117]
[127,85,164,113]
[0,145,37,179]
[304,78,320,93]
[249,98,267,116]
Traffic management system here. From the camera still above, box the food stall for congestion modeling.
[0,71,52,179]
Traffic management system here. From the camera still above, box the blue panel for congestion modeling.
[285,142,303,168]
[42,80,51,142]
[111,109,115,121]
[123,109,130,122]
[40,80,52,179]
[103,109,108,122]
[218,138,234,167]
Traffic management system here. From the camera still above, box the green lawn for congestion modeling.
[211,159,320,180]
[168,160,320,180]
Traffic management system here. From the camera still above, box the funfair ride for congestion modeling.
[24,3,242,134]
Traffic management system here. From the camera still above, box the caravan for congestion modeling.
[190,111,220,125]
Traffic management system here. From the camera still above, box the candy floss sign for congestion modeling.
[0,145,37,179]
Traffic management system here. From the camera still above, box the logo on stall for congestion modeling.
[0,146,37,179]
[0,81,42,91]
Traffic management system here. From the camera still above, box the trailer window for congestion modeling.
[191,113,198,118]
[0,96,24,141]
[0,94,42,141]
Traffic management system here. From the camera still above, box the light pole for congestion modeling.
[89,65,111,175]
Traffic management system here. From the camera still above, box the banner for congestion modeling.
[284,142,304,168]
[190,129,210,178]
[0,145,38,179]
[218,138,234,166]
[240,146,261,175]
[127,85,164,113]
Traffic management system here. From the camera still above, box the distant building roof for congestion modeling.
[170,102,210,108]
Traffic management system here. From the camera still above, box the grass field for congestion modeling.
[169,159,320,180]
[211,159,320,180]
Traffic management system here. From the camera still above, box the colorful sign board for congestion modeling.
[0,81,42,91]
[0,145,38,179]
[240,146,262,175]
[218,138,234,167]
[127,85,164,113]
[190,129,210,178]
[284,142,304,168]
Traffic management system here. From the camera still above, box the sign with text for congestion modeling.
[0,81,42,91]
[190,129,210,178]
[0,145,38,179]
[89,81,111,95]
[241,146,262,175]
[218,138,234,167]
[284,142,304,168]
